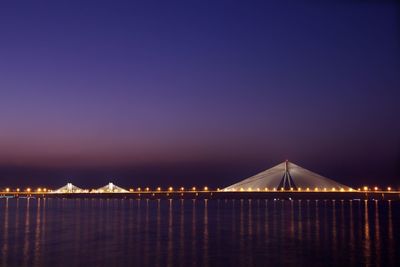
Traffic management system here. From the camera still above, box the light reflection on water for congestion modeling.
[0,198,399,267]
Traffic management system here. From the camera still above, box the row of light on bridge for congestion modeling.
[228,186,393,192]
[0,186,395,193]
[1,187,210,193]
[128,186,209,192]
[1,188,50,193]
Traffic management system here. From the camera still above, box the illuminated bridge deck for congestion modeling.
[1,191,400,200]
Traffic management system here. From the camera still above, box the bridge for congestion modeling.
[0,161,398,200]
[0,187,399,201]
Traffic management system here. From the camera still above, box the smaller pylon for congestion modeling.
[96,182,128,193]
[54,183,83,193]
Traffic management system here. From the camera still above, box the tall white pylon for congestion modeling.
[223,161,351,191]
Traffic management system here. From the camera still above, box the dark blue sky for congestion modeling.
[0,0,399,188]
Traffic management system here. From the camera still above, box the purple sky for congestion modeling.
[0,0,399,188]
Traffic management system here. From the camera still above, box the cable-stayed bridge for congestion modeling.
[0,161,398,200]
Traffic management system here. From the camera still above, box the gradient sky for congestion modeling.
[0,0,399,188]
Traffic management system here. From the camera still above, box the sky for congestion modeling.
[0,0,399,189]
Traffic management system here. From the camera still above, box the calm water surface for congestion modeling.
[0,198,399,267]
